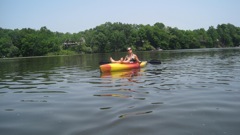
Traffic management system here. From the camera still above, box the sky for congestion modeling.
[1,0,240,33]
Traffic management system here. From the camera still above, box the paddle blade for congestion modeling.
[148,59,161,64]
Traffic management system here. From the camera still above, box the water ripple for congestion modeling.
[1,48,240,135]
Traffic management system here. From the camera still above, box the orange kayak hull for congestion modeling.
[100,61,147,73]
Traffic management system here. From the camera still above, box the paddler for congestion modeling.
[110,47,141,64]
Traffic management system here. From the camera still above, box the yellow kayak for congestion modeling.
[100,61,147,73]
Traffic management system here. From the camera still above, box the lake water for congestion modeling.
[0,48,240,135]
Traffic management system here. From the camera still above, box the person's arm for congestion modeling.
[134,54,141,63]
[124,55,129,61]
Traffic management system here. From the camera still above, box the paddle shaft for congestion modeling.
[99,60,161,65]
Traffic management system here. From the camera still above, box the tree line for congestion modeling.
[1,22,240,57]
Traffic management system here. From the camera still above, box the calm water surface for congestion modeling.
[0,48,240,135]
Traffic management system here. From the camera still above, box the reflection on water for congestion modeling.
[0,48,240,135]
[119,110,153,119]
[100,68,145,83]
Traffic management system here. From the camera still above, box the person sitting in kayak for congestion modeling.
[110,47,141,64]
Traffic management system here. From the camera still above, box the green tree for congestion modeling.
[207,26,219,47]
[217,24,233,47]
[1,23,240,58]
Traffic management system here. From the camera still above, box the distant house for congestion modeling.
[63,37,85,48]
[63,40,78,47]
[157,47,163,51]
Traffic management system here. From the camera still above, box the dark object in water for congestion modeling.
[148,59,161,64]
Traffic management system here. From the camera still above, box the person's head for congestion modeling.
[127,47,132,53]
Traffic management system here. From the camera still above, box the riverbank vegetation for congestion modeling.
[1,22,240,57]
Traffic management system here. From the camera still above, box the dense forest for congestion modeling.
[1,22,240,57]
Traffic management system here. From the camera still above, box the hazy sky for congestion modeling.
[1,0,239,33]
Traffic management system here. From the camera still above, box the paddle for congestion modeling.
[148,59,162,64]
[99,59,161,65]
